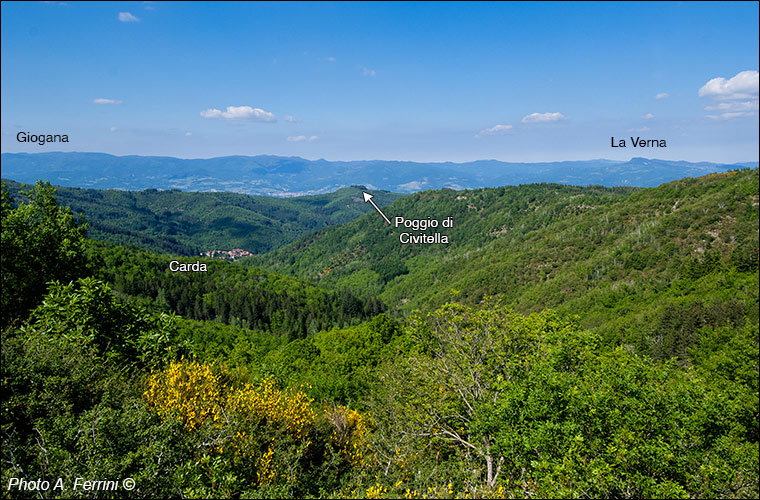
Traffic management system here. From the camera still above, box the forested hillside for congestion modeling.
[2,179,403,255]
[89,241,384,340]
[255,169,759,362]
[1,176,757,499]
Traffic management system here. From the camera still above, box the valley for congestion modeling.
[2,168,757,498]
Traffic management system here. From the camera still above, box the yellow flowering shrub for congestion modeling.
[143,358,225,430]
[144,361,315,439]
[365,482,387,498]
[144,359,375,492]
[349,483,507,499]
[256,446,276,485]
[228,377,315,440]
[327,405,372,466]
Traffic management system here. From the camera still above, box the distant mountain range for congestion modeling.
[2,152,756,196]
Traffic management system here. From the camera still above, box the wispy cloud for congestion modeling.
[628,126,650,132]
[200,105,276,122]
[327,57,336,62]
[643,113,655,119]
[284,115,299,123]
[361,67,377,77]
[185,132,192,137]
[109,126,118,132]
[705,101,758,112]
[475,124,512,137]
[521,112,567,123]
[699,70,759,119]
[707,112,754,120]
[93,98,122,104]
[287,135,318,142]
[118,12,140,22]
[705,100,759,120]
[655,92,669,99]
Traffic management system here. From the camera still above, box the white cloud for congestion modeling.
[200,105,276,122]
[361,67,377,77]
[109,126,118,132]
[699,70,759,119]
[655,93,669,99]
[475,124,513,137]
[628,126,650,132]
[93,98,122,104]
[287,135,318,142]
[643,113,655,119]
[699,70,758,99]
[118,12,139,22]
[521,112,567,123]
[284,115,298,123]
[185,132,192,137]
[327,57,336,62]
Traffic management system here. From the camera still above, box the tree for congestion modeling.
[1,181,89,326]
[24,277,174,366]
[370,301,583,489]
[1,277,186,499]
[369,302,758,498]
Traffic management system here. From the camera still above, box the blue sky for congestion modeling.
[1,1,758,162]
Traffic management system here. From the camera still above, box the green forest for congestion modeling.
[1,170,758,499]
[1,179,403,256]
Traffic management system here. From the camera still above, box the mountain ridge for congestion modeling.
[3,152,756,196]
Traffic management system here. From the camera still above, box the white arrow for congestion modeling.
[363,191,391,225]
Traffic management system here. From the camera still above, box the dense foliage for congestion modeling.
[365,303,757,498]
[1,174,757,498]
[255,169,759,364]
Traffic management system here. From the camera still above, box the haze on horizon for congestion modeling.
[1,1,758,164]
